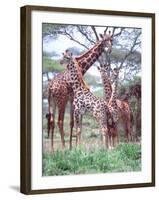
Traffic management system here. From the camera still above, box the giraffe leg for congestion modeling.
[130,117,135,142]
[51,122,54,151]
[49,102,56,151]
[124,122,129,143]
[110,128,113,148]
[49,113,55,150]
[112,126,118,148]
[74,111,81,146]
[69,100,74,150]
[117,132,120,145]
[123,114,133,143]
[101,127,109,149]
[127,120,133,142]
[45,113,50,139]
[108,128,112,149]
[57,106,66,149]
[47,91,52,138]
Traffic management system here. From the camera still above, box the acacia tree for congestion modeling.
[43,24,142,139]
[43,24,141,81]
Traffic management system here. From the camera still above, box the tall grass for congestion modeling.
[42,143,141,176]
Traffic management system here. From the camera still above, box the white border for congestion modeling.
[31,10,152,190]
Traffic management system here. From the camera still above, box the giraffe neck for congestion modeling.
[100,70,112,104]
[108,78,118,106]
[68,59,89,94]
[76,42,104,75]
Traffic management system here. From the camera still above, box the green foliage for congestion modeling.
[42,144,141,176]
[43,24,66,38]
[43,51,59,57]
[111,48,141,65]
[118,75,141,97]
[43,56,65,72]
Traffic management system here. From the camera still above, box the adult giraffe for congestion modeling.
[47,31,112,150]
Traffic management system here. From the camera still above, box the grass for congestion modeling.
[42,143,141,176]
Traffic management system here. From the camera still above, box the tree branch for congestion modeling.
[112,27,118,36]
[91,26,100,41]
[77,26,96,44]
[113,28,125,37]
[118,31,141,69]
[63,30,89,49]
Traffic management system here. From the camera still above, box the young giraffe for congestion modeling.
[96,64,117,147]
[65,58,112,148]
[97,64,133,145]
[108,68,133,145]
[47,31,112,150]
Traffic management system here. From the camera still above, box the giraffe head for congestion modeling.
[60,49,73,65]
[111,67,120,82]
[97,64,110,74]
[99,30,113,53]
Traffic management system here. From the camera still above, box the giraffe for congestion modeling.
[47,31,112,150]
[65,57,112,148]
[116,99,133,143]
[107,68,120,146]
[107,67,133,144]
[47,73,70,149]
[62,51,132,147]
[96,64,115,145]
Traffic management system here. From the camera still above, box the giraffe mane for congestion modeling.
[75,41,101,61]
[73,58,90,91]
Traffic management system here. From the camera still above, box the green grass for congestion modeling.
[42,143,141,176]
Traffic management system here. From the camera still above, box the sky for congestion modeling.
[43,35,83,54]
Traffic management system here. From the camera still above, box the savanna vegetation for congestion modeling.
[43,144,141,176]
